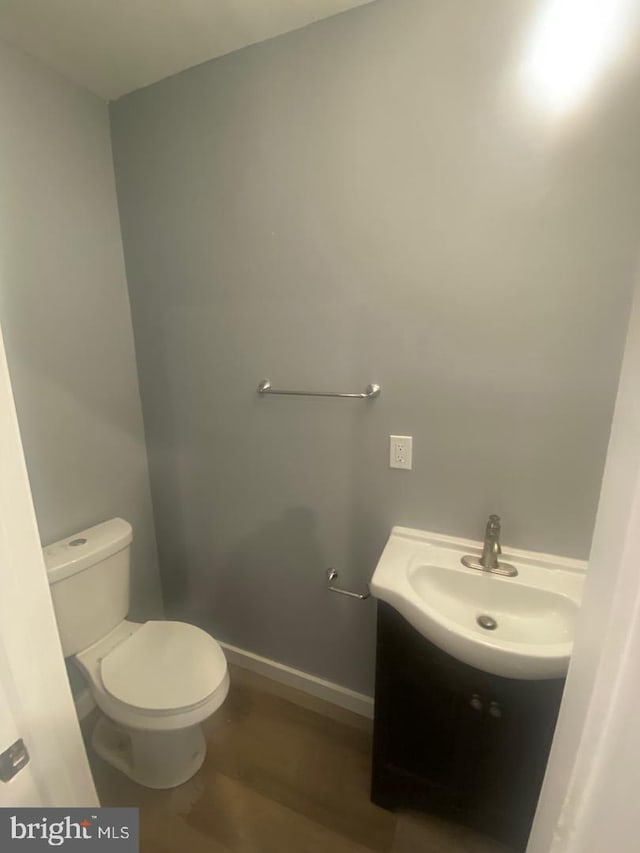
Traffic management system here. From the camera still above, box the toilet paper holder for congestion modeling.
[326,568,370,600]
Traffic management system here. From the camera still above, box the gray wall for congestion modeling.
[0,40,162,620]
[110,0,640,693]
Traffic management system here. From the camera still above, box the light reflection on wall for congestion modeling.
[521,0,638,116]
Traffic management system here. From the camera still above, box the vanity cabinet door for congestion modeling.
[372,603,485,813]
[473,678,564,845]
[371,603,565,850]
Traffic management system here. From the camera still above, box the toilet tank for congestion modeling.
[44,518,133,657]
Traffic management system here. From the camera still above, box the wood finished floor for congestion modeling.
[88,665,513,853]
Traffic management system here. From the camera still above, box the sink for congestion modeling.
[370,527,586,679]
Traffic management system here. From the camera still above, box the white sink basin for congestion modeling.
[370,526,586,679]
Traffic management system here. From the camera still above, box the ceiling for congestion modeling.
[0,0,375,101]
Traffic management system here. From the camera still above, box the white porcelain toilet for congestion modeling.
[44,517,229,789]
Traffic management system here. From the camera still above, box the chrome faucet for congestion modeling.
[462,514,517,577]
[482,514,502,570]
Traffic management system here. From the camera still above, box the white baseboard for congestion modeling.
[219,641,374,720]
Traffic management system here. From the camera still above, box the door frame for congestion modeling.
[528,273,640,851]
[0,321,97,806]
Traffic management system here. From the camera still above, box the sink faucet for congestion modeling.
[482,514,502,570]
[461,514,517,577]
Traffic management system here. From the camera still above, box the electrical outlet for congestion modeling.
[390,435,413,470]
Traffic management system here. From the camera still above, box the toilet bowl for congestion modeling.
[44,518,229,789]
[76,619,229,788]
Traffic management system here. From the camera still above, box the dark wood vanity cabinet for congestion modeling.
[371,603,564,850]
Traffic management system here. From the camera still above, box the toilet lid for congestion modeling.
[100,621,227,712]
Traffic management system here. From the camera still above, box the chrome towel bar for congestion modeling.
[257,379,380,399]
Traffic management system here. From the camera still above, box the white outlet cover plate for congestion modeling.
[390,435,413,470]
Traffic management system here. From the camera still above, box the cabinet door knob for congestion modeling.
[470,693,483,711]
[489,700,502,718]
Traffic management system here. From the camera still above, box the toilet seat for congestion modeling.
[101,621,227,713]
[75,619,230,731]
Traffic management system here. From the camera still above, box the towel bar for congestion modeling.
[257,379,380,399]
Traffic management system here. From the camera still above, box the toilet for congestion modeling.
[44,517,229,789]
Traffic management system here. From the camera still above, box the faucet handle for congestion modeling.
[486,514,501,530]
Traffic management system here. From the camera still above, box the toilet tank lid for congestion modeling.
[43,518,133,584]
